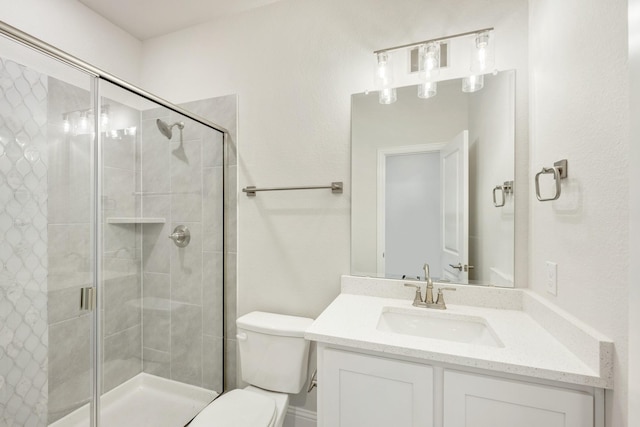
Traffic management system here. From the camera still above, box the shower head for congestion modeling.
[156,119,184,139]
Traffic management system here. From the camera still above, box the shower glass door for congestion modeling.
[1,26,225,427]
[0,35,96,426]
[97,80,224,426]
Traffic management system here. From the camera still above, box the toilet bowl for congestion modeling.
[189,311,314,427]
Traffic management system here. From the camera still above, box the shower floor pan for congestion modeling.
[49,373,217,427]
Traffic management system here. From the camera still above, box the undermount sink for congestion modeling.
[376,307,504,347]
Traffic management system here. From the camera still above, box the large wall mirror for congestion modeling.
[351,70,515,287]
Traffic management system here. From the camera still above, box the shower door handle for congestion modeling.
[80,287,96,311]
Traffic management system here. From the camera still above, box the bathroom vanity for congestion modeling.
[306,276,612,427]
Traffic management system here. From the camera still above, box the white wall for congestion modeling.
[140,0,528,322]
[0,0,142,84]
[628,0,640,423]
[529,1,629,425]
[140,0,528,413]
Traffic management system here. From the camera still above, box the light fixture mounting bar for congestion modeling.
[373,27,494,54]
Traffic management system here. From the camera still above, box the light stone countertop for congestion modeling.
[305,276,613,389]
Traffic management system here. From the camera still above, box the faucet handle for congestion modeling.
[404,283,423,306]
[435,287,457,309]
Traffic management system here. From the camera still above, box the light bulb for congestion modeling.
[62,114,70,133]
[470,31,494,73]
[419,42,440,81]
[79,112,88,131]
[378,87,397,105]
[462,74,484,93]
[375,51,394,88]
[418,81,437,99]
[100,108,109,128]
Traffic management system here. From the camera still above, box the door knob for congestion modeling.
[449,263,475,272]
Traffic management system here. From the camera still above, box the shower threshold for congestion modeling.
[49,373,217,427]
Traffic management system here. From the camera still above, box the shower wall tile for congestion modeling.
[141,119,171,193]
[142,194,171,218]
[47,315,91,421]
[224,338,238,390]
[103,166,136,218]
[47,224,91,291]
[170,302,203,387]
[142,347,171,379]
[203,131,224,168]
[139,95,234,394]
[171,222,203,305]
[0,58,49,427]
[171,192,202,223]
[104,273,141,337]
[180,95,237,166]
[104,223,138,260]
[47,286,84,325]
[103,325,142,393]
[103,133,135,170]
[47,134,92,225]
[142,272,170,352]
[141,106,170,121]
[203,251,223,338]
[142,224,171,274]
[225,252,238,340]
[226,165,238,254]
[203,335,223,391]
[203,167,223,253]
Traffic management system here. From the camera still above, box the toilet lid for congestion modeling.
[189,389,277,427]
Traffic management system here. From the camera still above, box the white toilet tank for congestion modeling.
[236,311,314,394]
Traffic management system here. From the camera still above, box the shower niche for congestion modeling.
[0,28,233,427]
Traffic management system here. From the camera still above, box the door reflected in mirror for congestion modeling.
[351,71,515,287]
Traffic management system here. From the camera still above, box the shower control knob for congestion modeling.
[169,225,191,248]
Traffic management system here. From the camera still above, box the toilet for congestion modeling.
[190,311,315,427]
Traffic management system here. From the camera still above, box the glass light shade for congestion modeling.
[470,31,495,73]
[79,113,88,131]
[62,115,70,133]
[419,42,440,81]
[462,74,484,93]
[378,87,397,104]
[418,81,437,99]
[375,51,394,88]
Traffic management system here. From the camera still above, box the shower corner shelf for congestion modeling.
[106,217,166,224]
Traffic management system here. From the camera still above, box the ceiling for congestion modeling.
[78,0,284,40]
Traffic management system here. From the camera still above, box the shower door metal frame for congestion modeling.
[0,19,229,426]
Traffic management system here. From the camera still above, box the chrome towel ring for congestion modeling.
[535,159,568,202]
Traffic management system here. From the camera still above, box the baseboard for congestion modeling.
[283,406,317,427]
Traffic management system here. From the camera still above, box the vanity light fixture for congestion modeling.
[61,105,112,135]
[374,27,494,104]
[462,74,484,93]
[62,114,70,133]
[418,81,437,99]
[470,31,494,73]
[375,52,397,104]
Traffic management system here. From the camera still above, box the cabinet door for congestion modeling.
[321,348,433,427]
[444,370,593,427]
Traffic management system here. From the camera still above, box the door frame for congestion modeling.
[376,143,446,276]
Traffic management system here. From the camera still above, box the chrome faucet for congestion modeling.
[404,263,456,310]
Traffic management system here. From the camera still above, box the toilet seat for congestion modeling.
[189,389,277,427]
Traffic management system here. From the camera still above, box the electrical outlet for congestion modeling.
[546,261,557,296]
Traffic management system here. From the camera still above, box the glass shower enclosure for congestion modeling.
[0,22,226,427]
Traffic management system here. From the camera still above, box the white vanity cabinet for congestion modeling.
[317,345,598,427]
[444,370,594,427]
[319,347,434,427]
